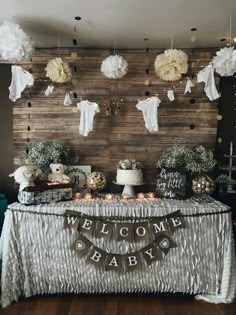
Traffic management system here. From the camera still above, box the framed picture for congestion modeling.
[156,167,187,199]
[67,165,91,191]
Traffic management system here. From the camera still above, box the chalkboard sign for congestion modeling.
[156,167,187,199]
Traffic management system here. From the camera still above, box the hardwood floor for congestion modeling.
[0,294,235,315]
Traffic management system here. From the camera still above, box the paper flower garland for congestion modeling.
[45,57,72,83]
[101,55,128,79]
[212,46,236,76]
[0,21,33,62]
[154,49,188,81]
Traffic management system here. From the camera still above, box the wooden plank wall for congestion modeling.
[14,48,219,192]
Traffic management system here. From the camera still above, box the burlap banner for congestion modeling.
[73,234,178,272]
[64,209,186,242]
[64,209,186,272]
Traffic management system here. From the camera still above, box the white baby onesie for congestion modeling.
[197,64,220,101]
[136,96,161,133]
[167,90,175,101]
[184,78,195,94]
[77,100,100,136]
[9,65,34,102]
[45,85,54,96]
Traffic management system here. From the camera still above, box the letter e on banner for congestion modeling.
[168,215,186,232]
[105,254,124,272]
[80,217,96,235]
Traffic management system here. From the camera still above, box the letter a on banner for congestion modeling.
[105,253,124,272]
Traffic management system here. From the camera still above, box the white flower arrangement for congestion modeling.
[157,144,216,174]
[25,139,70,173]
[216,175,236,185]
[117,159,143,170]
[101,55,128,79]
[213,46,236,77]
[0,21,34,62]
[45,57,72,83]
[154,49,188,82]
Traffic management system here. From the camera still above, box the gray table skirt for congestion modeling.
[0,198,235,307]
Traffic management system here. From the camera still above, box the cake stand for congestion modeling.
[113,181,145,197]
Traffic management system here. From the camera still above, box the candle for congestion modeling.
[105,193,113,201]
[147,192,155,199]
[137,192,145,200]
[122,193,130,200]
[74,192,82,200]
[84,193,92,200]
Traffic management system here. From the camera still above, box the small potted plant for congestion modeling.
[216,175,236,194]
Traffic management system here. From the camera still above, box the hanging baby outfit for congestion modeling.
[197,64,220,101]
[64,93,72,106]
[184,78,195,94]
[136,96,161,133]
[45,85,54,96]
[9,65,34,102]
[167,90,175,101]
[77,100,100,136]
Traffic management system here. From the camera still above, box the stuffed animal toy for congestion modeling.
[48,163,70,183]
[9,165,42,191]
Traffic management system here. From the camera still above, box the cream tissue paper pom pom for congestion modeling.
[0,21,33,62]
[154,49,188,81]
[101,55,128,79]
[45,57,72,83]
[213,46,236,76]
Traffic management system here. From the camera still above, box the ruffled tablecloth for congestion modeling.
[0,198,235,307]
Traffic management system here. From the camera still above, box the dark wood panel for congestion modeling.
[13,48,218,192]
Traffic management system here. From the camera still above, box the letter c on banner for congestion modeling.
[120,227,128,237]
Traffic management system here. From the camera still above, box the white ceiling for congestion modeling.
[1,0,236,49]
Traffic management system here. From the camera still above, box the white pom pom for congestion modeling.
[45,58,72,83]
[101,55,128,79]
[0,21,34,62]
[154,49,188,81]
[213,46,236,76]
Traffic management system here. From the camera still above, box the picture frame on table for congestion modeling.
[67,165,91,191]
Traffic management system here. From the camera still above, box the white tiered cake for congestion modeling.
[116,169,143,185]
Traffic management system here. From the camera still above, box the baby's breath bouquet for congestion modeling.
[157,144,193,169]
[157,144,216,175]
[25,139,69,173]
[117,159,143,170]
